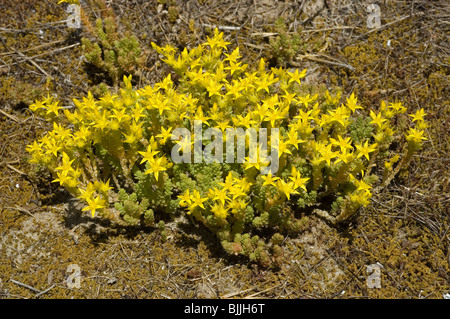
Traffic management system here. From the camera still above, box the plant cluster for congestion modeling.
[269,18,304,66]
[61,0,144,87]
[26,29,427,267]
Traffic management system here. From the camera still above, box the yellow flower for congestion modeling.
[289,166,309,192]
[288,68,307,86]
[208,187,230,205]
[296,94,317,108]
[261,173,280,187]
[318,144,339,166]
[55,152,75,174]
[265,95,280,109]
[286,130,305,150]
[294,109,314,122]
[144,157,168,181]
[193,106,211,123]
[243,156,262,171]
[349,191,372,207]
[204,78,223,98]
[187,190,208,212]
[254,104,269,123]
[82,196,106,218]
[156,126,173,145]
[355,141,378,161]
[155,74,174,91]
[178,189,192,207]
[77,183,96,202]
[276,179,298,200]
[409,108,427,122]
[154,99,171,116]
[93,111,110,131]
[100,92,118,105]
[346,93,362,113]
[110,107,131,125]
[189,57,202,70]
[335,150,354,164]
[330,136,353,152]
[52,170,71,186]
[264,108,284,127]
[73,126,91,148]
[139,145,159,164]
[29,99,46,112]
[216,119,232,132]
[256,73,278,93]
[325,90,341,106]
[206,29,231,50]
[225,61,245,76]
[211,204,229,219]
[175,135,194,154]
[131,102,145,122]
[228,198,248,214]
[224,47,240,63]
[26,141,43,155]
[349,174,372,193]
[51,122,73,142]
[226,82,244,99]
[123,132,138,144]
[388,101,407,114]
[327,106,350,127]
[384,155,400,170]
[275,138,292,156]
[232,114,256,129]
[405,128,427,144]
[282,90,296,105]
[58,0,80,5]
[415,120,429,130]
[370,110,387,128]
[228,184,247,200]
[218,172,235,192]
[208,103,224,122]
[95,179,113,194]
[234,177,252,193]
[45,139,62,157]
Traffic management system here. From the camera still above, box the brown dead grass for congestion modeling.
[0,0,448,299]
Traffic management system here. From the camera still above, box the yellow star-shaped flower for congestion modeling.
[409,108,427,122]
[144,157,168,181]
[156,126,173,145]
[261,173,280,187]
[370,110,387,128]
[346,93,363,113]
[288,68,307,86]
[355,141,378,161]
[82,196,106,218]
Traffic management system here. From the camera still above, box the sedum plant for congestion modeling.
[269,17,304,66]
[81,16,143,86]
[26,29,427,267]
[61,0,144,87]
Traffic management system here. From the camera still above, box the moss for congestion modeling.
[341,212,449,298]
[1,0,448,299]
[168,6,180,24]
[0,77,46,107]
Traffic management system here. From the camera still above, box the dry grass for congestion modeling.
[0,0,448,299]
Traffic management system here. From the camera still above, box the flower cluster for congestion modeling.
[26,29,427,266]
